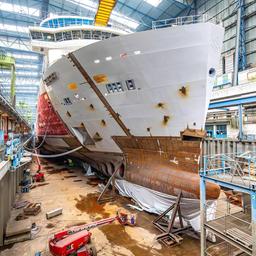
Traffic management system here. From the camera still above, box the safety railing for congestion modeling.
[201,152,256,189]
[152,14,209,29]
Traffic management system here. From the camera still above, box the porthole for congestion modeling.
[209,68,216,77]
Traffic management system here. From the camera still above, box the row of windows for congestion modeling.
[106,80,136,93]
[41,18,94,28]
[206,124,227,139]
[30,30,119,42]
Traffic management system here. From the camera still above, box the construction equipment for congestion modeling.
[49,211,136,256]
[153,191,191,246]
[32,172,45,182]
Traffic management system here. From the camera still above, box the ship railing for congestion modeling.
[152,14,209,29]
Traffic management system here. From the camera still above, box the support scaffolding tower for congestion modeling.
[200,152,256,255]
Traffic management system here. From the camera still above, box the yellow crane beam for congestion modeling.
[95,0,116,27]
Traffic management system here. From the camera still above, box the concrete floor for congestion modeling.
[0,159,200,256]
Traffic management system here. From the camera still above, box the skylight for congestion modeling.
[144,0,163,7]
[0,2,40,17]
[111,11,140,30]
[11,53,38,60]
[2,78,39,85]
[16,64,40,69]
[0,24,29,33]
[66,0,97,13]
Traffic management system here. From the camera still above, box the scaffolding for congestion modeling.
[0,50,16,107]
[200,152,256,255]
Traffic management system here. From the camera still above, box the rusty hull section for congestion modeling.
[113,136,220,200]
[42,134,220,200]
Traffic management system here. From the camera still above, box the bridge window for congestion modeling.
[92,30,102,39]
[82,30,92,39]
[102,32,111,39]
[43,33,54,41]
[30,31,43,40]
[72,30,81,39]
[31,29,119,42]
[55,32,63,41]
[63,31,72,40]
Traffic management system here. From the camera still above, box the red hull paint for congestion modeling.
[37,92,69,136]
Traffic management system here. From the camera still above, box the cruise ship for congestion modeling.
[29,15,224,207]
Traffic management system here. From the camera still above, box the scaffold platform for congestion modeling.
[200,152,256,256]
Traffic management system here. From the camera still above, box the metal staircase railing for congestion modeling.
[152,14,209,29]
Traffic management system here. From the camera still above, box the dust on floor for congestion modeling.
[0,159,200,256]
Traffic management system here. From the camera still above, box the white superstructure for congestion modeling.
[29,16,128,66]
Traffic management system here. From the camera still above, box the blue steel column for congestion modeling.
[200,156,207,256]
[238,104,243,140]
[251,191,256,255]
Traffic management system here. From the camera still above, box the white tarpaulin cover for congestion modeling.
[115,179,216,232]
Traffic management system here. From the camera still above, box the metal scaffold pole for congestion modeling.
[251,191,256,255]
[238,104,243,140]
[200,175,206,256]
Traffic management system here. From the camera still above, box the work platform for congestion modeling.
[200,152,256,256]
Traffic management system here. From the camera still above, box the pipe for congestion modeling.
[238,104,243,140]
[26,146,83,158]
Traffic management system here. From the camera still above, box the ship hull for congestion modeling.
[38,22,224,199]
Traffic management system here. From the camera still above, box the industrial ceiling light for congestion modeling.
[144,0,163,7]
